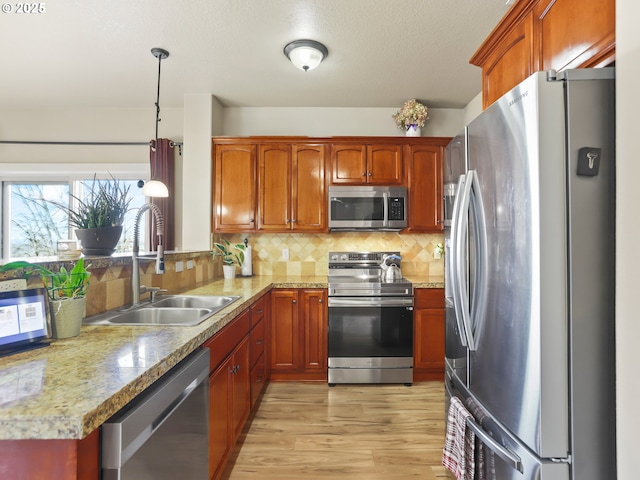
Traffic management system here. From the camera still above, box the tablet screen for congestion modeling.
[0,288,50,353]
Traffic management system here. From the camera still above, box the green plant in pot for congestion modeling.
[0,258,90,339]
[57,175,133,256]
[212,239,246,279]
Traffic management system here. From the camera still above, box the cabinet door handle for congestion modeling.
[368,172,373,176]
[318,299,323,303]
[256,340,263,345]
[292,299,297,304]
[362,172,366,176]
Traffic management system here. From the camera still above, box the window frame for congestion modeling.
[1,163,149,259]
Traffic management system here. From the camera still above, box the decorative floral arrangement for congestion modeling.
[392,99,429,130]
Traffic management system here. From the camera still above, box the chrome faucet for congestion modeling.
[131,202,165,306]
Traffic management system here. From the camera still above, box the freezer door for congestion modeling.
[445,370,569,480]
[466,72,570,458]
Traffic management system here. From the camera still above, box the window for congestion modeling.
[1,164,149,259]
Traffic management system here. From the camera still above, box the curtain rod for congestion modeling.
[0,140,183,154]
[0,140,182,146]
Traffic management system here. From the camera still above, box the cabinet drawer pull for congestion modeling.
[256,340,263,345]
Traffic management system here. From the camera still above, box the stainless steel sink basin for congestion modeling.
[152,295,240,310]
[84,295,241,326]
[106,307,213,326]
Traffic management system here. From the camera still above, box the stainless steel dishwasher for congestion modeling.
[101,347,210,480]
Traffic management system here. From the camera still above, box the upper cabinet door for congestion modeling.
[258,144,292,231]
[366,144,403,185]
[474,12,535,110]
[406,143,444,232]
[533,0,615,71]
[470,0,615,109]
[330,145,367,184]
[330,143,403,185]
[213,144,257,232]
[292,144,326,232]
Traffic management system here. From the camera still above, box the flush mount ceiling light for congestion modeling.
[283,39,328,71]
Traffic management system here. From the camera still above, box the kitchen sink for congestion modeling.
[152,295,240,310]
[106,307,214,326]
[83,295,241,326]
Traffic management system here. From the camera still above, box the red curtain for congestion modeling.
[149,138,175,251]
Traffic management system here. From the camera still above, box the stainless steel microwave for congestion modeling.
[328,186,407,231]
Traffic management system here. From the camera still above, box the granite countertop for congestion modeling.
[0,275,443,441]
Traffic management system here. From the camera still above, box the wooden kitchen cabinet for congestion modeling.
[413,288,445,381]
[470,0,615,109]
[0,429,100,480]
[405,142,446,232]
[330,143,403,185]
[213,143,257,232]
[259,143,326,232]
[204,309,251,480]
[270,288,327,381]
[249,294,269,407]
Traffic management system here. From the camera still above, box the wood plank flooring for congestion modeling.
[223,381,453,479]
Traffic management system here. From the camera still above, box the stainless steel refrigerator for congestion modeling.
[443,68,616,480]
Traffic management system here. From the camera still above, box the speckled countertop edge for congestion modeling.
[0,275,442,440]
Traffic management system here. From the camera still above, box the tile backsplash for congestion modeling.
[220,232,444,277]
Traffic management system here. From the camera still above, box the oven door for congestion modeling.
[328,296,414,360]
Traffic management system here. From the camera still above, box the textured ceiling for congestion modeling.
[0,0,510,109]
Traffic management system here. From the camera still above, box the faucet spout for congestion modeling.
[132,202,165,306]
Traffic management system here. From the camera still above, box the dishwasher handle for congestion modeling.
[101,348,210,471]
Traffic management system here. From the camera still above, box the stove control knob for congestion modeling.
[340,254,348,261]
[330,254,339,261]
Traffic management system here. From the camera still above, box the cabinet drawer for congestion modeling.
[250,295,267,327]
[250,354,266,408]
[414,288,444,309]
[204,309,251,371]
[250,318,265,368]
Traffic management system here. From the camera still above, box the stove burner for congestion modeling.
[328,251,412,297]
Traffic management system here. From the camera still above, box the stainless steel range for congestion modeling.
[327,251,414,385]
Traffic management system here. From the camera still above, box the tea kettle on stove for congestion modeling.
[380,254,403,282]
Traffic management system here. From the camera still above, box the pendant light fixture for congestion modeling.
[283,40,328,71]
[144,47,170,198]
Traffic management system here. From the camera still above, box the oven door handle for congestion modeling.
[328,297,414,308]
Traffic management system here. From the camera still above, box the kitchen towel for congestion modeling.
[465,396,496,480]
[442,396,476,480]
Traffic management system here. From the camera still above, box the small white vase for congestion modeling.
[222,265,236,279]
[405,124,421,137]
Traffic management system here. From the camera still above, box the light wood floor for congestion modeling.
[223,381,453,479]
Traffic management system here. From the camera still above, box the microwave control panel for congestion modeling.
[388,197,405,220]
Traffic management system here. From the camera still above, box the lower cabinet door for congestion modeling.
[231,336,251,441]
[209,356,232,480]
[250,353,266,408]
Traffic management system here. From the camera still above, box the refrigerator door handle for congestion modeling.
[450,174,469,346]
[455,171,476,350]
[468,169,489,348]
[466,417,523,473]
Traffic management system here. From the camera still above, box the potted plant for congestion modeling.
[392,99,429,136]
[213,239,246,279]
[55,175,133,256]
[0,258,90,338]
